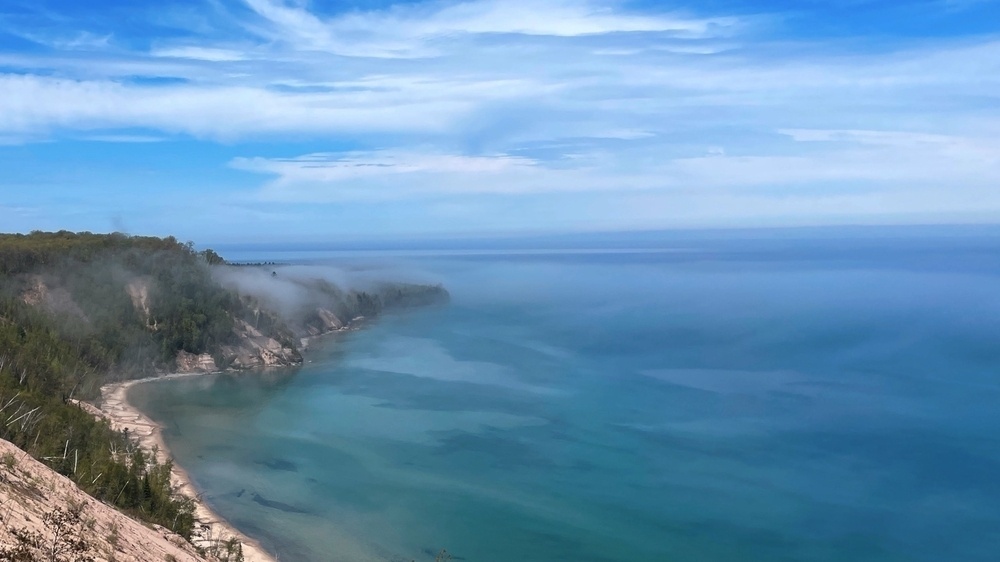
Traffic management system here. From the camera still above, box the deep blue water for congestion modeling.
[129,232,1000,562]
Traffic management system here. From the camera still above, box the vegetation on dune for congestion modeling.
[0,232,240,539]
[0,339,197,538]
[0,231,297,540]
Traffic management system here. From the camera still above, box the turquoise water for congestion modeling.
[129,233,1000,562]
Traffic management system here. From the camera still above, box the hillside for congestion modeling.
[0,231,449,552]
[0,437,243,562]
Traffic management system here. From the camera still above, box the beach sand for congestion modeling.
[86,373,277,562]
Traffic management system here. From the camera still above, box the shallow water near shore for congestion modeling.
[129,231,1000,562]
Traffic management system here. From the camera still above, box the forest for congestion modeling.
[0,231,245,539]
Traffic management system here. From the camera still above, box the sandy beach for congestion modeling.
[85,373,278,562]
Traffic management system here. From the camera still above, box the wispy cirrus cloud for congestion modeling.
[233,124,1000,204]
[78,134,166,143]
[149,45,248,62]
[1,0,999,233]
[0,73,540,138]
[233,151,545,200]
[233,0,737,58]
[2,33,998,143]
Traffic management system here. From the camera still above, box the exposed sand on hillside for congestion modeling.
[0,438,207,561]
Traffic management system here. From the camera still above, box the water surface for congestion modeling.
[130,232,1000,562]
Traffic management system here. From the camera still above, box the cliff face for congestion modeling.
[20,275,89,325]
[174,321,304,374]
[218,319,302,370]
[0,438,209,562]
[125,276,157,330]
[175,350,219,373]
[213,267,450,361]
[311,307,344,333]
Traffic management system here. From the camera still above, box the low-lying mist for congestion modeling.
[211,263,449,337]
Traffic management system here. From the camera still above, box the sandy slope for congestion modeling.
[90,375,278,562]
[0,437,206,561]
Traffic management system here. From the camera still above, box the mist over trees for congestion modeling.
[0,232,247,538]
[0,231,268,383]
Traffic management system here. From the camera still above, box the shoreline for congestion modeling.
[77,324,360,561]
[89,373,278,562]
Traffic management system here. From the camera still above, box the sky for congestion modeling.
[0,0,998,243]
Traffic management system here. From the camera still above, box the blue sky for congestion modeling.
[0,0,998,243]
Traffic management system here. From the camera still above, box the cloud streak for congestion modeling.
[233,124,1000,204]
[0,0,999,231]
[235,0,737,57]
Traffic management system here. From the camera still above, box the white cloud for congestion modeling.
[593,129,656,140]
[236,0,736,58]
[2,0,1000,226]
[781,129,962,146]
[0,26,113,51]
[79,134,167,143]
[3,33,996,147]
[233,126,1000,205]
[780,129,1000,167]
[0,73,533,139]
[233,151,547,200]
[376,0,729,37]
[150,46,248,62]
[0,1,996,146]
